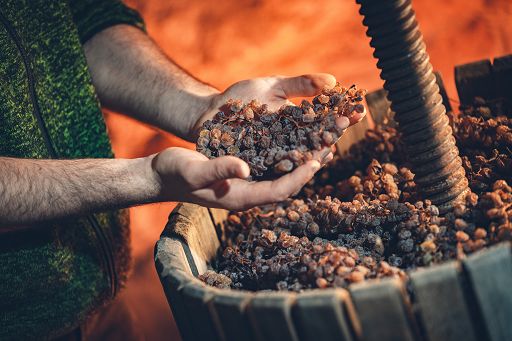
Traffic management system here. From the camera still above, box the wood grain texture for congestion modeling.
[455,54,512,109]
[169,203,220,274]
[434,71,452,112]
[462,243,512,341]
[247,292,299,341]
[493,54,512,105]
[155,237,193,276]
[292,288,360,341]
[211,290,256,341]
[410,261,478,341]
[154,237,195,341]
[455,59,494,104]
[209,208,229,242]
[365,88,391,126]
[349,278,417,341]
[181,281,223,341]
[336,115,370,156]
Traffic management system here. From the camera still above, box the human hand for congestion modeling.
[195,74,366,132]
[151,147,321,210]
[193,74,366,163]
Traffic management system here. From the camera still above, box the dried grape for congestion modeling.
[199,96,512,292]
[196,83,366,178]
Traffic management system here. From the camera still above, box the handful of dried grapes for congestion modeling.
[196,83,366,178]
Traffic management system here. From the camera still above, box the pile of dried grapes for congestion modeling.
[199,96,512,292]
[197,84,366,178]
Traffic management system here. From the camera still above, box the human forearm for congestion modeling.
[0,156,158,227]
[0,146,323,228]
[83,24,219,140]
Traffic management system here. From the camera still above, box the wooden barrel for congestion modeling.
[156,203,512,341]
[155,55,512,341]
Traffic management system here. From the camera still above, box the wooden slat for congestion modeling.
[293,288,360,341]
[155,237,195,341]
[170,203,220,275]
[211,290,256,341]
[160,270,196,341]
[410,261,478,341]
[434,71,452,112]
[155,237,193,276]
[209,208,229,242]
[209,208,229,228]
[492,54,512,104]
[181,281,223,341]
[336,87,391,156]
[462,243,512,341]
[349,278,417,341]
[363,70,450,127]
[455,59,494,105]
[365,88,391,125]
[336,115,370,156]
[247,292,299,341]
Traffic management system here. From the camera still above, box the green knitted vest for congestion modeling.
[0,0,144,339]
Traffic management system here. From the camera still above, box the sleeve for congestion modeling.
[68,0,146,44]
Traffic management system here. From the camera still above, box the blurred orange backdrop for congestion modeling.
[104,1,512,339]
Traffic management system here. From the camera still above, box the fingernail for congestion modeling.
[239,162,251,178]
[320,149,332,164]
[311,160,321,172]
[337,116,350,129]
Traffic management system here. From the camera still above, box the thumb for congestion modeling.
[192,156,250,188]
[278,73,336,98]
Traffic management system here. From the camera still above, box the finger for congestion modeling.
[322,152,334,165]
[311,147,334,165]
[278,73,336,98]
[190,156,250,189]
[239,160,321,209]
[188,160,321,210]
[348,106,367,126]
[266,99,295,112]
[192,160,322,210]
[336,116,350,131]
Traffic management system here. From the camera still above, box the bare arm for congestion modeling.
[0,156,157,227]
[0,148,321,229]
[83,24,219,141]
[83,25,365,141]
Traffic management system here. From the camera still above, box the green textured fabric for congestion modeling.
[70,0,146,44]
[0,0,144,339]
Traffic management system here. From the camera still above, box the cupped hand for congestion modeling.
[151,147,321,211]
[193,74,366,163]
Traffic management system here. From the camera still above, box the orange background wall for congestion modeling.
[105,1,512,339]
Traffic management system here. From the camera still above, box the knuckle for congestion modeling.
[210,161,225,180]
[212,163,223,179]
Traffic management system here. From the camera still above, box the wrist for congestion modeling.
[189,92,222,140]
[187,91,220,141]
[159,85,220,142]
[130,155,163,204]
